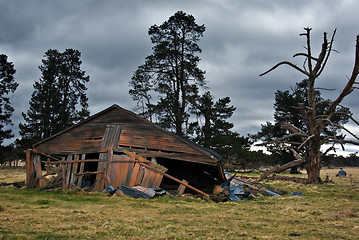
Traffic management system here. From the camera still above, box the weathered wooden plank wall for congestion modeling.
[32,106,217,166]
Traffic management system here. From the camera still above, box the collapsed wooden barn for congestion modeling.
[26,104,226,196]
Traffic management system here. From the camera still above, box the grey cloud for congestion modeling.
[1,0,358,154]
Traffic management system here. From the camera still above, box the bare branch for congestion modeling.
[312,31,329,76]
[257,158,306,182]
[260,61,309,77]
[340,140,359,146]
[323,138,359,149]
[322,145,336,156]
[289,147,303,160]
[333,111,359,126]
[326,34,359,118]
[314,87,336,91]
[293,53,319,61]
[333,123,359,141]
[320,135,344,148]
[316,100,332,106]
[298,134,315,149]
[316,29,337,77]
[314,115,335,130]
[278,133,308,142]
[255,133,307,147]
[317,29,337,77]
[281,122,304,134]
[303,27,314,74]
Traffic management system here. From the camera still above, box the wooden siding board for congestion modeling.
[115,147,217,165]
[129,163,140,187]
[71,155,80,187]
[153,173,163,188]
[109,162,120,187]
[135,166,145,186]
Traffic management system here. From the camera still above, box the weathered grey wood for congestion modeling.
[65,155,73,190]
[177,180,188,196]
[33,154,42,187]
[95,124,122,190]
[77,154,86,188]
[70,155,80,188]
[61,156,66,190]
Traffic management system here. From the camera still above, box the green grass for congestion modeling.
[0,167,358,239]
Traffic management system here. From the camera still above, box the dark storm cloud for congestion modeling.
[1,0,358,154]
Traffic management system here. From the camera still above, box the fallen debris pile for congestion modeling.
[214,172,288,202]
[101,172,291,202]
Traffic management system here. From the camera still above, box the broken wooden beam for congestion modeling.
[124,150,168,172]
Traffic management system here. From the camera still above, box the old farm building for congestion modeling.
[26,104,225,195]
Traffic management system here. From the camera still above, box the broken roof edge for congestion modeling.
[32,104,223,161]
[32,104,121,148]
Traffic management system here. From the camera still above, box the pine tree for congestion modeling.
[19,49,89,147]
[0,54,18,146]
[130,11,206,136]
[190,91,250,160]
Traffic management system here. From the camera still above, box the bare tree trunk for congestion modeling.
[306,153,321,183]
[306,134,322,183]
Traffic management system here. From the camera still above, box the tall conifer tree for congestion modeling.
[130,11,206,136]
[0,54,18,145]
[19,49,89,146]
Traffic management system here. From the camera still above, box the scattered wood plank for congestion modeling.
[177,180,188,196]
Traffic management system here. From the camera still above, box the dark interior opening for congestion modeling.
[80,153,100,188]
[156,157,222,193]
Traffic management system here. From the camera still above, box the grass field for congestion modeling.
[0,167,358,240]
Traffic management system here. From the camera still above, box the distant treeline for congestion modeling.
[322,154,359,168]
[222,151,359,171]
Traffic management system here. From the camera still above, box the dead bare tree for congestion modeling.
[259,28,359,183]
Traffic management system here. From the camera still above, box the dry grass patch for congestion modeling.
[0,167,359,239]
[0,166,26,183]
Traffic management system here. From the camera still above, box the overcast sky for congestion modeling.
[1,0,359,154]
